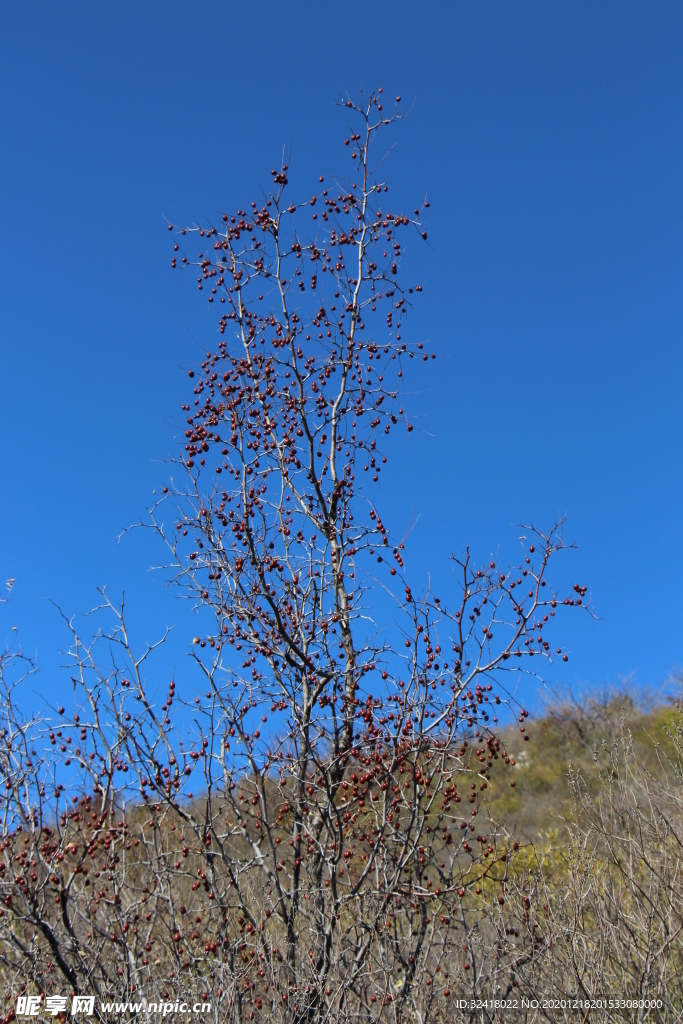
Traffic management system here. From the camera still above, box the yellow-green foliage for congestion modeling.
[484,692,681,838]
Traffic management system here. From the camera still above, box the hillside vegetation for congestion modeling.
[2,688,682,1021]
[486,690,681,839]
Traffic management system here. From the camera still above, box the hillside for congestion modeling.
[484,690,682,839]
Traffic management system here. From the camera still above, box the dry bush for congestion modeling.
[490,701,683,1021]
[485,691,681,840]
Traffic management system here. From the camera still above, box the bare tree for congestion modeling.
[0,90,587,1023]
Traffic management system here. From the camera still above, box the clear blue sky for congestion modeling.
[2,2,682,713]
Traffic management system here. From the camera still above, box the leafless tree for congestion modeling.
[0,90,589,1023]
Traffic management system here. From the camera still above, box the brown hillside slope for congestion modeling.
[483,691,681,839]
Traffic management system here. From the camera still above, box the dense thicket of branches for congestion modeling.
[511,705,683,1011]
[12,90,682,1024]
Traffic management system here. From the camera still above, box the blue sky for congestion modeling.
[2,2,682,714]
